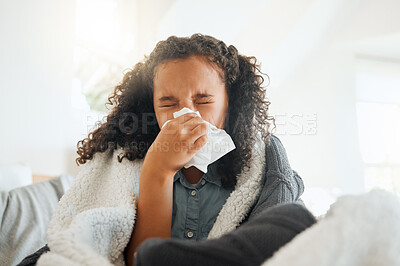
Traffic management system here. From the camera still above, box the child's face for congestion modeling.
[153,56,229,129]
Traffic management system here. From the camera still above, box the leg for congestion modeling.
[133,203,316,266]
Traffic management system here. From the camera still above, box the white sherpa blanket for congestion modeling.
[263,189,400,266]
[37,139,266,266]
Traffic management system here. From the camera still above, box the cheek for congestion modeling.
[203,106,227,129]
[155,109,172,128]
[216,99,229,129]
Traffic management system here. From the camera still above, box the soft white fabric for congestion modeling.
[38,137,266,266]
[263,189,400,266]
[0,162,32,191]
[161,107,236,173]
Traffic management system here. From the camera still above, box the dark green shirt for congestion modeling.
[171,161,234,241]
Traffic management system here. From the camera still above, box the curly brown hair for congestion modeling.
[76,33,275,188]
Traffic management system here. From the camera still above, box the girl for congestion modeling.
[19,34,316,266]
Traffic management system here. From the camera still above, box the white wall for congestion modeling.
[247,0,400,195]
[0,0,82,176]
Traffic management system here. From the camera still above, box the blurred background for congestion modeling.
[1,0,399,215]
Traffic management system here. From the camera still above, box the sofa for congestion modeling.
[0,174,73,266]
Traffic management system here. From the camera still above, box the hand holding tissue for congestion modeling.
[161,107,236,173]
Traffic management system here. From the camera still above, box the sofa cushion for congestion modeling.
[0,174,73,266]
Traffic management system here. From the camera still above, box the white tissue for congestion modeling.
[161,107,236,173]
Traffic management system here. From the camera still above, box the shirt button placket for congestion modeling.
[185,188,199,240]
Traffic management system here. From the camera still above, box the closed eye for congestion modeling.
[160,102,213,107]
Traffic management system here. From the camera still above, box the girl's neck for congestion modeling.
[181,166,203,185]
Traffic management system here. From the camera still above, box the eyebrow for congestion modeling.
[158,93,214,102]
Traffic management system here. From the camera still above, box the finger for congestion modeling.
[189,122,209,138]
[166,113,199,133]
[176,112,200,124]
[190,135,208,153]
[162,113,198,133]
[175,116,204,136]
[182,116,204,130]
[179,119,207,141]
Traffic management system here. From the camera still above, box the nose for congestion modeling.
[179,100,197,112]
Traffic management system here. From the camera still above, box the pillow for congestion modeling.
[0,174,74,266]
[0,162,32,191]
